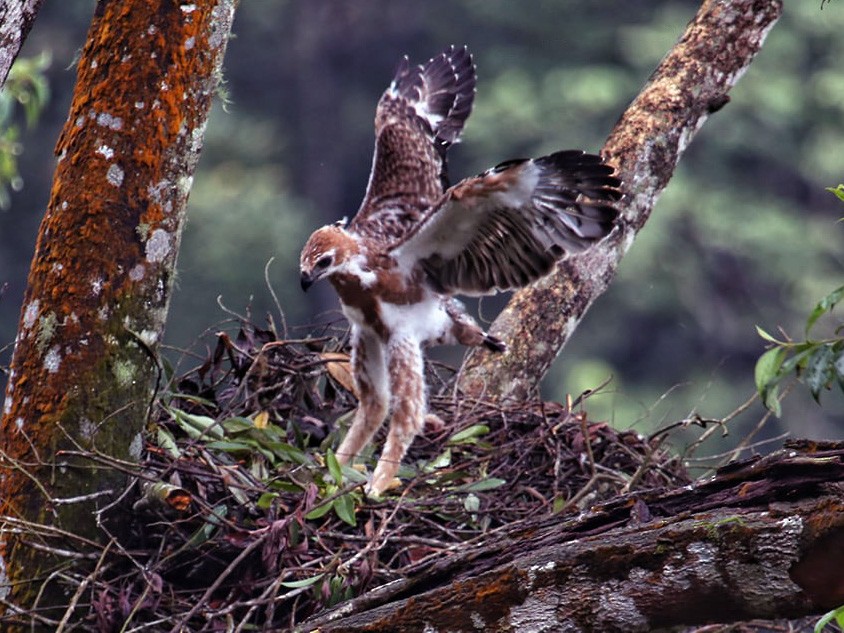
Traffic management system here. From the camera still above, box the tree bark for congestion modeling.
[0,0,235,619]
[301,444,844,632]
[457,0,784,402]
[0,0,43,88]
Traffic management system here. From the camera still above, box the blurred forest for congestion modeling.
[1,1,841,461]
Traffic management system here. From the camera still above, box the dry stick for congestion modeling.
[683,390,761,457]
[0,597,60,629]
[264,257,289,339]
[684,433,790,466]
[725,383,794,464]
[55,541,113,633]
[1,516,104,551]
[170,534,267,632]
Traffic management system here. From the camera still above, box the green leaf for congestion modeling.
[333,494,356,526]
[304,501,333,521]
[221,416,255,434]
[460,477,508,492]
[755,347,788,415]
[340,464,368,484]
[755,325,781,344]
[834,349,844,388]
[814,605,844,633]
[805,345,836,401]
[269,480,304,494]
[264,441,309,465]
[205,440,253,453]
[424,448,452,472]
[280,573,325,589]
[755,347,786,395]
[156,427,180,458]
[807,286,844,335]
[326,449,343,485]
[256,492,278,510]
[464,493,480,513]
[186,504,227,547]
[825,184,844,204]
[169,408,224,440]
[448,424,490,444]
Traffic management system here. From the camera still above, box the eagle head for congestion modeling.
[299,224,359,291]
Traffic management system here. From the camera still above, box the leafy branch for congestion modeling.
[755,186,844,413]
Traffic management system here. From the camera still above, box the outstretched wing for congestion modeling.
[391,150,622,295]
[349,46,476,246]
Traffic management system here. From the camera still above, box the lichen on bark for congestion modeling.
[0,0,236,618]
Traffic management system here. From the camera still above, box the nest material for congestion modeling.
[5,320,689,631]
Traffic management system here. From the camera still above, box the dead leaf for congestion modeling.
[322,352,357,397]
[253,410,269,429]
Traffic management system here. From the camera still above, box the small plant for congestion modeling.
[755,186,844,414]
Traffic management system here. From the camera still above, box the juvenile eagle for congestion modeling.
[300,46,621,495]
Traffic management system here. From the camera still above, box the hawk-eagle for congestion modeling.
[300,46,621,495]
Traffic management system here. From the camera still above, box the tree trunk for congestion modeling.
[457,0,783,402]
[0,0,43,87]
[0,0,235,619]
[302,444,844,632]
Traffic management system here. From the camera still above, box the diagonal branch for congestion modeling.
[0,0,43,88]
[457,0,784,402]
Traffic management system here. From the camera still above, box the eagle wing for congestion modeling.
[390,150,622,295]
[349,46,475,246]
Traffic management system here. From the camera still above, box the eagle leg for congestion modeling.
[368,336,426,496]
[336,330,389,466]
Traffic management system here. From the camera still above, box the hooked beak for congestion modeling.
[300,271,315,292]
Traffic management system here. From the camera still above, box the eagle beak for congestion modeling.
[300,271,314,292]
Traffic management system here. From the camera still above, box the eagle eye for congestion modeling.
[315,255,332,269]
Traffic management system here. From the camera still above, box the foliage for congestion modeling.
[0,52,50,210]
[755,186,844,415]
[815,605,844,633]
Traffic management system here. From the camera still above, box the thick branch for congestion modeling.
[458,0,783,402]
[0,0,43,87]
[302,445,844,632]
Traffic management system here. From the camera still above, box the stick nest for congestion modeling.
[6,320,689,631]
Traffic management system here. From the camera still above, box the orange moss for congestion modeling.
[0,0,235,614]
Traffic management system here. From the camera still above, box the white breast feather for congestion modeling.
[348,254,377,288]
[379,295,451,344]
[341,304,367,328]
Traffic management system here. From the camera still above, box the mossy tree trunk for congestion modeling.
[0,0,43,86]
[457,0,783,402]
[0,0,235,619]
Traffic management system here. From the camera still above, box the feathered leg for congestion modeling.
[336,329,389,466]
[368,337,426,496]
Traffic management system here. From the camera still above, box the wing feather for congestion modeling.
[350,46,476,246]
[392,150,622,295]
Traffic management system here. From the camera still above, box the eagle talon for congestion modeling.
[483,335,506,353]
